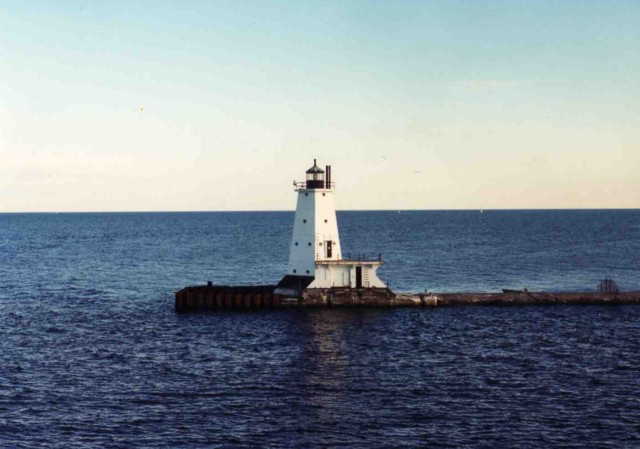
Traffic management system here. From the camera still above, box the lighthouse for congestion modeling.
[275,160,386,298]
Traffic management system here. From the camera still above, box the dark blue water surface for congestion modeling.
[1,210,639,448]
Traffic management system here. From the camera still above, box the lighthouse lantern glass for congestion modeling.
[306,172,324,182]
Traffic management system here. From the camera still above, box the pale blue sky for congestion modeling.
[1,1,638,211]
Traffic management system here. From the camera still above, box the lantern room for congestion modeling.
[305,159,325,189]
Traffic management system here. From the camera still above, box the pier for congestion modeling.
[174,285,640,312]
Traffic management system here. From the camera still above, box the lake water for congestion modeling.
[1,210,639,448]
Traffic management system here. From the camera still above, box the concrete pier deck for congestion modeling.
[418,291,640,307]
[174,284,640,312]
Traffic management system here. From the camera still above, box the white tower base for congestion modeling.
[313,260,386,289]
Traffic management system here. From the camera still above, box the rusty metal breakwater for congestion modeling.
[174,285,280,312]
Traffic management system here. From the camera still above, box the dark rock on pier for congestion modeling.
[299,287,406,307]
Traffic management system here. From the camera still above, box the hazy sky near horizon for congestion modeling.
[1,1,639,212]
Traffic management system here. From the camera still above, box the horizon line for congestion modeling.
[1,207,639,214]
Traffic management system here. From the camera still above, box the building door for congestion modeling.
[326,240,332,258]
[355,266,362,288]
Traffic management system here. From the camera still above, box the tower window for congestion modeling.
[293,269,297,274]
[324,219,328,223]
[295,242,298,246]
[319,242,323,246]
[322,193,326,197]
[308,242,312,246]
[303,219,307,223]
[306,270,310,274]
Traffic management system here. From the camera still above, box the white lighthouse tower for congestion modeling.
[275,159,386,298]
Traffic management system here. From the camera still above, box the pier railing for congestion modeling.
[342,253,383,262]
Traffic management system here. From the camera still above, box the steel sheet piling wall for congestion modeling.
[175,285,278,312]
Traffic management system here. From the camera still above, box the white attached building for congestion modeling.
[275,160,386,298]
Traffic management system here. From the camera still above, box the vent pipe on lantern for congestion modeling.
[326,165,331,189]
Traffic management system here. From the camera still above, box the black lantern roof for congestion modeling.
[306,159,324,174]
